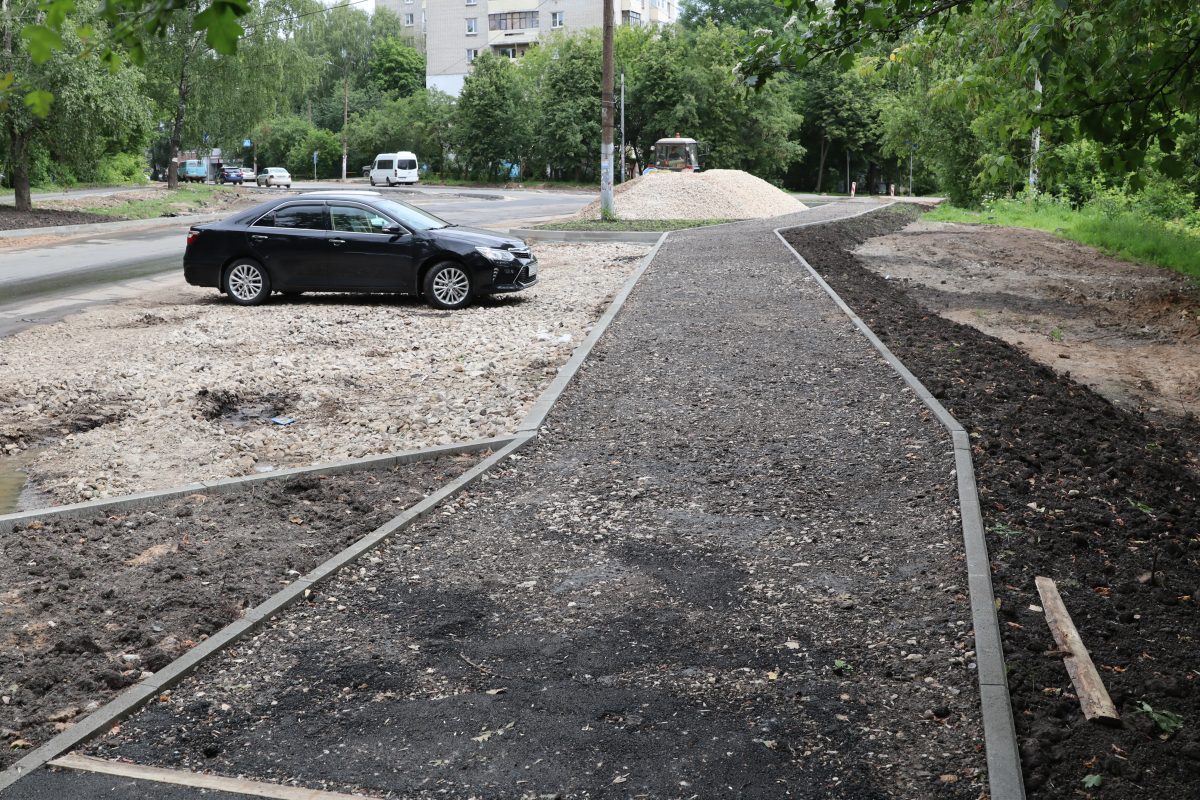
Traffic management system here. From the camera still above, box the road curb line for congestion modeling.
[0,213,223,240]
[510,228,665,244]
[518,232,669,432]
[773,213,1026,800]
[0,436,516,534]
[0,434,533,793]
[47,753,369,799]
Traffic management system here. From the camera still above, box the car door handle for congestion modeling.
[329,238,346,246]
[250,234,268,241]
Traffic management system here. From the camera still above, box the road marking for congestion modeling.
[49,754,378,799]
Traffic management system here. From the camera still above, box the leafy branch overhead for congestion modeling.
[740,0,1200,166]
[8,0,250,113]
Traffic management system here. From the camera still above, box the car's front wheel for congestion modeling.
[424,262,473,310]
[224,259,271,306]
[369,177,376,186]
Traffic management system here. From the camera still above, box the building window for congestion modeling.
[404,13,414,26]
[488,11,539,31]
[622,10,641,25]
[466,48,479,63]
[465,17,477,34]
[465,0,477,5]
[496,46,516,59]
[551,11,564,28]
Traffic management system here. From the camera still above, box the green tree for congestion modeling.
[1,0,152,209]
[369,36,425,99]
[680,0,789,31]
[453,53,529,180]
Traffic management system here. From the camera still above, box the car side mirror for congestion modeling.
[382,224,406,235]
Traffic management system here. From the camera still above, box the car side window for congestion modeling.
[330,205,390,234]
[376,159,393,170]
[271,204,327,230]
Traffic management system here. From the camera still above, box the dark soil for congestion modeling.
[88,209,985,798]
[784,207,1200,798]
[0,454,477,767]
[0,206,124,231]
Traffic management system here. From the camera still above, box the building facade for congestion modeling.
[424,0,678,96]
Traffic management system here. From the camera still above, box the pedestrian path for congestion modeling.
[3,203,987,798]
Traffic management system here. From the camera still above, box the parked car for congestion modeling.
[256,167,291,188]
[183,191,537,310]
[361,164,372,178]
[219,166,245,185]
[369,151,419,186]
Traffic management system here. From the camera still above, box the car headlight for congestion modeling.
[476,246,515,263]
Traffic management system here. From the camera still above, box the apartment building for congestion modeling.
[424,0,678,96]
[376,0,428,37]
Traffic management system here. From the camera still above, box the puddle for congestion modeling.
[220,403,283,427]
[0,450,41,515]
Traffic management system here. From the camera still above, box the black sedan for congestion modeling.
[183,192,537,309]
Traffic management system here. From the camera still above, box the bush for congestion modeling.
[95,152,149,185]
[1133,181,1196,222]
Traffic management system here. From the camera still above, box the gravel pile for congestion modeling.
[0,242,647,505]
[572,168,807,220]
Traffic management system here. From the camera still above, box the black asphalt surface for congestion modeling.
[4,204,986,798]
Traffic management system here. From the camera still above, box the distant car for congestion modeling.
[369,151,419,186]
[219,167,245,185]
[183,191,537,310]
[256,168,291,188]
[361,165,372,178]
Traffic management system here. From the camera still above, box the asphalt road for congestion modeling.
[0,184,591,311]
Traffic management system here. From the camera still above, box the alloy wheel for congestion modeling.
[228,263,264,302]
[431,267,470,306]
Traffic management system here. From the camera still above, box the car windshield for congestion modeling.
[373,198,451,231]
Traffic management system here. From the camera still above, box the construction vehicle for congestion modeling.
[649,136,704,172]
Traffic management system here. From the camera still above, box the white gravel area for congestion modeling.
[573,169,807,220]
[0,242,648,506]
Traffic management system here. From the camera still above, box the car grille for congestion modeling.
[510,248,532,262]
[516,266,536,285]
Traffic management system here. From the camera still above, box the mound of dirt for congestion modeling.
[572,169,807,221]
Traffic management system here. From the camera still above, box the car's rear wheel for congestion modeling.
[424,262,473,310]
[224,259,271,306]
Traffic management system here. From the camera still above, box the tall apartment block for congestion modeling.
[423,0,678,96]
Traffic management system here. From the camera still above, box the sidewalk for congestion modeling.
[7,204,986,798]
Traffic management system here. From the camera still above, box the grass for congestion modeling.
[928,200,1200,279]
[84,184,234,219]
[533,218,737,232]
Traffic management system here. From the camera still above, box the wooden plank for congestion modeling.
[1034,576,1121,723]
[48,753,376,799]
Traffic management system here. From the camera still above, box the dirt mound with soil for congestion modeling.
[0,454,473,767]
[854,220,1200,418]
[785,206,1200,799]
[0,205,124,231]
[572,169,806,220]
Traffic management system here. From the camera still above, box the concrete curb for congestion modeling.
[0,213,223,240]
[518,233,669,432]
[0,434,534,793]
[773,215,1025,800]
[0,436,516,534]
[509,228,664,244]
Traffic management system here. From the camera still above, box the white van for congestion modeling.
[369,152,419,186]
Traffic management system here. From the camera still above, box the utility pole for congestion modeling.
[341,56,350,181]
[600,0,614,216]
[845,150,850,195]
[620,71,626,184]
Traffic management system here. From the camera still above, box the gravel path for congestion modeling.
[0,243,647,506]
[82,204,985,798]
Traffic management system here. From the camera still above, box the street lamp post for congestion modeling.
[599,0,614,216]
